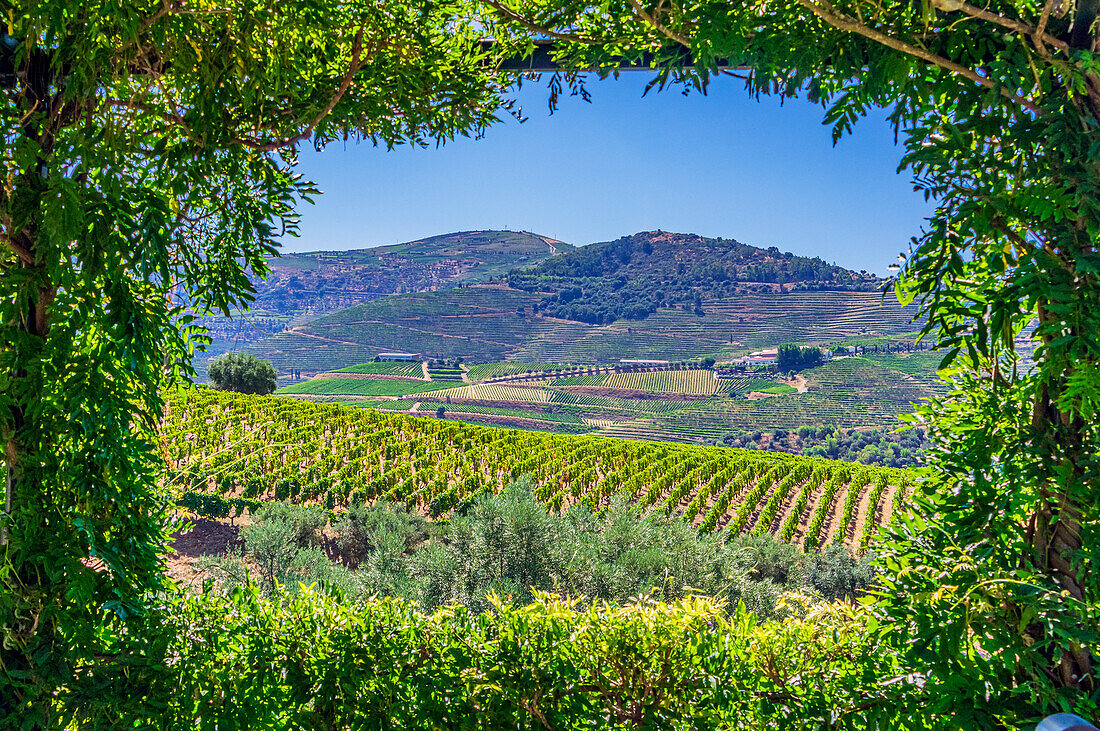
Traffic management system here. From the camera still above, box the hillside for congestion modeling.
[257,230,570,315]
[507,231,880,325]
[193,230,568,378]
[167,388,914,549]
[246,285,921,374]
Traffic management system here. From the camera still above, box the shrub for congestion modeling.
[251,501,328,548]
[61,588,926,728]
[807,544,876,601]
[334,500,428,567]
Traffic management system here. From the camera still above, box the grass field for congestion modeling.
[277,378,443,398]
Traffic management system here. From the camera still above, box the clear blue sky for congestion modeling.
[286,74,930,275]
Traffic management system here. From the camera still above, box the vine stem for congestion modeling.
[1,462,10,546]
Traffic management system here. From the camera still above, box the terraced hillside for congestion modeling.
[257,230,570,315]
[247,286,922,375]
[191,231,569,380]
[165,389,915,549]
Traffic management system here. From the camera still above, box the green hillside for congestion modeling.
[508,231,881,325]
[167,388,914,548]
[191,231,569,380]
[247,285,922,374]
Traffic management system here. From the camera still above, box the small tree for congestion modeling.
[209,353,277,395]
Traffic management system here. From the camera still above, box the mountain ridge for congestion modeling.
[253,229,571,315]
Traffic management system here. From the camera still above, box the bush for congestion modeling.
[807,543,876,601]
[200,503,350,598]
[251,501,328,547]
[62,588,925,728]
[334,500,428,567]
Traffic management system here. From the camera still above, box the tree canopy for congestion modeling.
[486,0,1100,721]
[0,0,518,718]
[208,352,277,395]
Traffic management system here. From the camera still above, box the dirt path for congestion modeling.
[710,474,763,532]
[786,374,809,393]
[822,482,853,545]
[880,481,905,526]
[792,480,827,548]
[167,518,242,589]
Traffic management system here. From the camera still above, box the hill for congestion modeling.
[245,285,921,374]
[256,230,570,315]
[193,230,569,378]
[507,231,880,325]
[166,388,914,549]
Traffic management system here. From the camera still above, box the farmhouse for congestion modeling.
[378,352,420,361]
[735,355,777,366]
[733,347,778,366]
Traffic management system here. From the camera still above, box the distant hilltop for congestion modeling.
[251,228,881,328]
[507,231,881,326]
[253,230,570,316]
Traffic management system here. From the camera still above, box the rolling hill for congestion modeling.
[256,229,571,315]
[193,230,569,378]
[246,284,921,374]
[508,231,881,325]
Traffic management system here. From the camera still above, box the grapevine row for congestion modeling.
[163,389,912,548]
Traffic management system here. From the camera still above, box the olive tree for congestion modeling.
[208,352,277,395]
[487,0,1100,720]
[0,0,516,719]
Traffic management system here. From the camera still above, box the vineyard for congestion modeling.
[334,362,424,377]
[465,362,578,381]
[418,402,586,425]
[426,365,465,382]
[269,352,944,449]
[603,369,718,394]
[164,389,914,548]
[246,286,923,375]
[416,383,554,403]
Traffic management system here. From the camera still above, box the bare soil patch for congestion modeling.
[167,517,243,589]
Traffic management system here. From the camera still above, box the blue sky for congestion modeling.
[286,74,930,275]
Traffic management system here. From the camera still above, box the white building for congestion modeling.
[378,352,420,361]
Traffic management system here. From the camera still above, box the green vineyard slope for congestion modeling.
[165,390,912,549]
